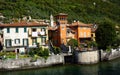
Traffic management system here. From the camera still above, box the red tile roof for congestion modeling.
[0,21,48,27]
[69,21,92,27]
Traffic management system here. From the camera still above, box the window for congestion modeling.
[80,32,83,36]
[41,37,46,45]
[7,28,10,33]
[84,32,86,37]
[24,27,27,32]
[5,39,12,47]
[40,28,46,35]
[15,39,20,44]
[16,27,19,33]
[32,38,37,45]
[23,39,28,46]
[41,28,46,32]
[32,28,36,32]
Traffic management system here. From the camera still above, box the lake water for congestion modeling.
[1,58,120,75]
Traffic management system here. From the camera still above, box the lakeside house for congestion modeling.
[0,13,98,52]
[48,13,97,47]
[0,20,48,52]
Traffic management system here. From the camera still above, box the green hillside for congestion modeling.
[0,0,120,24]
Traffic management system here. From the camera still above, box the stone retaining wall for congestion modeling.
[75,50,99,64]
[0,55,64,70]
[100,48,120,61]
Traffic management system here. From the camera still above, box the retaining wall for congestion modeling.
[100,48,120,61]
[75,50,99,64]
[0,55,64,70]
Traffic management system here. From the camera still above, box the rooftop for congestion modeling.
[69,21,92,27]
[0,21,48,27]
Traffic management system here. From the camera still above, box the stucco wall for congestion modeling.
[0,55,64,70]
[75,50,99,64]
[3,27,28,47]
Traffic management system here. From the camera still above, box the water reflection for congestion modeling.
[1,59,120,75]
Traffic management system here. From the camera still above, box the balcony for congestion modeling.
[32,32,38,37]
[39,31,46,36]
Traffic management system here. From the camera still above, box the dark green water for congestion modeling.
[1,58,120,75]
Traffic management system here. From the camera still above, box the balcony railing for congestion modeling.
[29,30,46,37]
[39,31,46,36]
[32,32,38,37]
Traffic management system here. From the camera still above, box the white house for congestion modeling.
[0,21,48,52]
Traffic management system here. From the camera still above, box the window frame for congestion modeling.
[16,27,19,33]
[14,39,20,44]
[23,38,28,46]
[24,27,27,33]
[7,28,10,33]
[5,39,12,47]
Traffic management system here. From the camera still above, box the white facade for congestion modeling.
[3,27,28,48]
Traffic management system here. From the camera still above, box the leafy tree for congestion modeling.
[0,0,120,24]
[67,39,78,48]
[95,20,117,50]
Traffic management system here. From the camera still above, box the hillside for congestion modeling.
[0,0,120,24]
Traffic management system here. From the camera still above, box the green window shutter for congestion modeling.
[10,39,12,47]
[24,27,27,32]
[16,27,19,33]
[23,39,24,46]
[27,39,28,46]
[14,39,16,44]
[23,39,28,46]
[18,39,20,43]
[7,28,10,33]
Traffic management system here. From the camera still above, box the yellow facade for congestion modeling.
[28,26,48,48]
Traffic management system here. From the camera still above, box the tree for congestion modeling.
[67,39,78,48]
[95,21,117,50]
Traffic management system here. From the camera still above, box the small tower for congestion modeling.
[50,14,54,27]
[55,13,68,25]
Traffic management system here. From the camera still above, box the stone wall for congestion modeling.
[100,48,120,61]
[75,50,99,64]
[0,55,64,70]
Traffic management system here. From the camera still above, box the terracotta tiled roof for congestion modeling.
[0,21,48,27]
[69,21,92,27]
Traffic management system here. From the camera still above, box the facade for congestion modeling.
[49,13,95,47]
[67,21,92,44]
[0,21,48,52]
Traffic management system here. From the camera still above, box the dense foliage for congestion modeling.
[67,39,78,48]
[95,20,117,50]
[29,47,49,59]
[53,46,61,54]
[0,0,120,24]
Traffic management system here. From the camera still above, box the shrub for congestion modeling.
[53,46,61,55]
[67,39,79,49]
[88,41,98,48]
[5,52,16,59]
[29,47,49,59]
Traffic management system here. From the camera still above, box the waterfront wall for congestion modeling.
[100,48,120,61]
[0,55,64,70]
[75,50,99,64]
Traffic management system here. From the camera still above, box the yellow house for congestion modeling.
[28,22,48,48]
